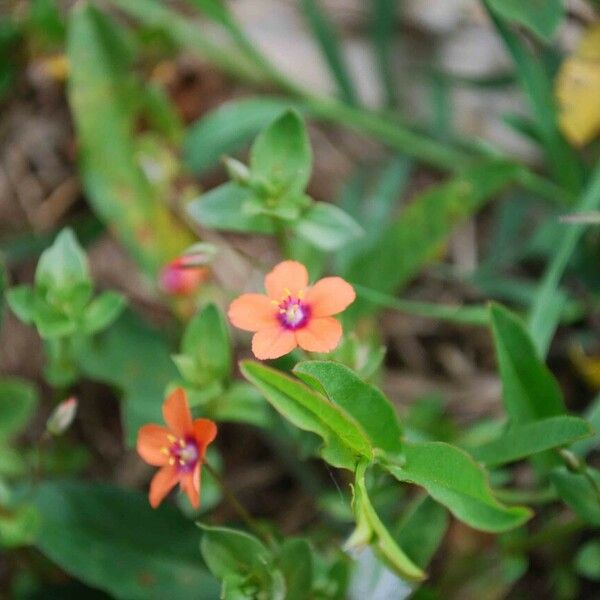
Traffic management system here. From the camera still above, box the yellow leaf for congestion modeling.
[556,23,600,147]
[570,345,600,390]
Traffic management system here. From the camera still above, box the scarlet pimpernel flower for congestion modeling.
[159,255,209,296]
[228,260,355,360]
[137,388,217,509]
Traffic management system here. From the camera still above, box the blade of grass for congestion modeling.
[352,284,489,326]
[483,1,584,195]
[528,160,600,357]
[299,0,359,106]
[371,0,398,108]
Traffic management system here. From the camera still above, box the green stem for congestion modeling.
[203,460,274,547]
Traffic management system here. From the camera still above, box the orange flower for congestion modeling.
[228,260,355,360]
[137,388,217,509]
[159,256,209,296]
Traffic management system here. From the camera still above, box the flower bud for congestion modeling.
[159,256,209,296]
[47,397,78,436]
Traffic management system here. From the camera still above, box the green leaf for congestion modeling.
[0,377,39,439]
[199,524,272,580]
[574,540,600,581]
[240,360,372,470]
[277,538,313,600]
[470,416,593,467]
[299,0,358,106]
[250,110,312,196]
[550,467,600,525]
[385,442,532,532]
[81,291,126,335]
[180,303,231,384]
[6,286,36,324]
[35,228,89,295]
[187,182,275,234]
[208,382,272,428]
[78,310,178,445]
[67,3,194,277]
[344,161,519,318]
[293,361,402,453]
[347,461,425,582]
[184,98,298,174]
[371,0,398,108]
[33,301,77,339]
[0,502,39,548]
[490,303,565,423]
[394,496,449,569]
[34,480,219,599]
[487,0,564,41]
[0,444,27,477]
[572,394,600,456]
[528,163,600,357]
[294,202,363,251]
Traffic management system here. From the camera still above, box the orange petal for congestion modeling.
[193,418,218,449]
[228,294,277,332]
[295,317,342,353]
[252,327,297,360]
[162,388,193,438]
[265,261,308,300]
[180,466,200,509]
[137,424,171,466]
[305,277,356,317]
[149,465,179,508]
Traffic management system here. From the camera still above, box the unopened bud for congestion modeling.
[47,397,78,436]
[181,243,218,267]
[222,156,250,184]
[159,256,210,296]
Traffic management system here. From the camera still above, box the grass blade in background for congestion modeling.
[370,0,398,108]
[528,161,600,357]
[486,0,564,41]
[484,2,584,195]
[344,160,519,318]
[67,3,194,278]
[299,0,359,106]
[184,97,299,174]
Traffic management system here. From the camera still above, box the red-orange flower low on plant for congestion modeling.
[228,260,356,360]
[159,256,209,296]
[137,388,217,509]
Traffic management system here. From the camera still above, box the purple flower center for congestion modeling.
[169,437,200,473]
[278,296,311,330]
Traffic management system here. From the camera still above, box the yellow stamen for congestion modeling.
[167,434,177,443]
[160,447,169,455]
[168,457,175,466]
[179,439,186,448]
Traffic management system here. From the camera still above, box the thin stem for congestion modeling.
[203,460,274,547]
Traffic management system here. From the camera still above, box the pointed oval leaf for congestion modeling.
[385,442,532,533]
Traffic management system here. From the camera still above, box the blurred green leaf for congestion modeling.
[299,0,358,106]
[6,286,36,325]
[294,202,363,251]
[490,303,565,423]
[470,416,593,467]
[184,98,298,174]
[278,538,313,600]
[294,361,402,453]
[574,539,600,581]
[347,461,425,582]
[550,467,600,525]
[81,291,126,335]
[34,480,219,599]
[179,303,231,385]
[79,310,177,445]
[385,442,532,532]
[208,382,272,428]
[35,229,89,298]
[0,502,40,548]
[67,3,193,278]
[572,394,600,456]
[486,0,564,41]
[250,110,312,196]
[345,161,519,318]
[0,378,38,440]
[240,360,372,470]
[187,183,275,234]
[394,496,448,569]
